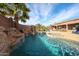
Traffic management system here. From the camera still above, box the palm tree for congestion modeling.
[12,3,30,29]
[0,3,13,16]
[0,3,30,29]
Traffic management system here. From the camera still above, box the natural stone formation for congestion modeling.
[0,26,25,56]
[0,15,14,29]
[0,27,10,56]
[8,28,24,49]
[0,15,25,55]
[0,26,5,32]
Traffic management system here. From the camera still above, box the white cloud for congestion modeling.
[20,4,79,26]
[51,4,79,24]
[19,15,40,25]
[39,4,52,17]
[23,3,57,25]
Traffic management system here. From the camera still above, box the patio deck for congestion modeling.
[46,30,79,42]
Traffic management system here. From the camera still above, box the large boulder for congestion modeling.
[0,15,14,29]
[8,28,24,48]
[0,26,10,56]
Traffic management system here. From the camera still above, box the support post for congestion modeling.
[66,24,68,30]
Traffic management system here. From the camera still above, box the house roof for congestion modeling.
[53,19,79,26]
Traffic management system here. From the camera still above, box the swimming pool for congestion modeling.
[10,33,79,56]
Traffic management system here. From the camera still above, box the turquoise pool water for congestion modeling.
[10,33,79,56]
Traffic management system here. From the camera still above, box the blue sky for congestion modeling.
[19,3,79,26]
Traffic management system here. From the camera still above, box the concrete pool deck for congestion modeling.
[46,30,79,42]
